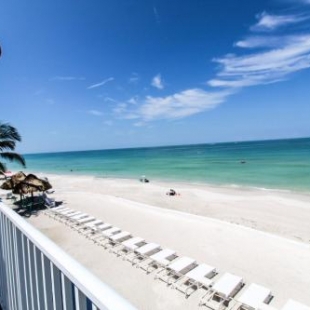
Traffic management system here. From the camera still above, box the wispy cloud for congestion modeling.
[104,97,119,104]
[151,74,164,89]
[87,77,114,89]
[50,76,85,81]
[209,34,310,89]
[88,110,103,116]
[153,6,161,25]
[117,8,310,124]
[251,12,308,31]
[115,88,232,121]
[235,36,285,49]
[128,72,140,84]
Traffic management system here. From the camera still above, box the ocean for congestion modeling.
[13,137,310,192]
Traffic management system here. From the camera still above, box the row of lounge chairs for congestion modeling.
[46,206,310,310]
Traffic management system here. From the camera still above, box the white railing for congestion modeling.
[0,202,137,310]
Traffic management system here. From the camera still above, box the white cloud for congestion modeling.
[113,103,128,115]
[128,73,140,84]
[151,74,164,89]
[114,9,310,124]
[115,88,232,121]
[209,35,310,88]
[153,6,161,24]
[104,97,118,104]
[235,36,284,49]
[127,96,139,105]
[251,12,308,31]
[88,110,103,116]
[88,77,114,89]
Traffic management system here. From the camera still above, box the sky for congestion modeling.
[1,0,310,154]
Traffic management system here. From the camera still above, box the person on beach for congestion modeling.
[166,189,179,196]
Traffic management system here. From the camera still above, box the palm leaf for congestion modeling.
[0,162,7,172]
[0,123,22,142]
[0,140,16,151]
[0,152,26,167]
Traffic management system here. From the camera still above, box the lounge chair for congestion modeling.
[49,207,71,216]
[115,237,146,257]
[200,272,244,309]
[87,223,112,240]
[42,193,56,208]
[93,227,121,244]
[102,231,132,249]
[131,242,161,266]
[70,216,96,228]
[54,210,80,220]
[145,248,178,273]
[174,263,216,297]
[233,283,272,310]
[46,206,68,217]
[64,213,89,223]
[78,219,104,233]
[281,299,310,310]
[157,256,197,285]
[257,304,278,310]
[58,210,81,218]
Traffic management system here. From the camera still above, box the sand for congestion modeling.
[3,173,310,309]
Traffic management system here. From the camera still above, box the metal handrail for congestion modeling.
[0,202,137,310]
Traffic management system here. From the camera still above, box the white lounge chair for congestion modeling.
[55,210,79,219]
[131,243,161,266]
[71,216,96,228]
[157,256,197,285]
[116,237,146,257]
[235,283,272,310]
[87,223,112,240]
[174,263,216,297]
[46,206,68,217]
[64,213,88,223]
[93,227,121,244]
[281,299,310,310]
[145,248,178,273]
[49,207,71,217]
[78,219,104,233]
[200,272,244,309]
[103,231,132,248]
[56,210,82,221]
[257,304,278,310]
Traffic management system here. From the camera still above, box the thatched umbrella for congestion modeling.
[12,174,52,195]
[0,171,26,190]
[12,174,52,211]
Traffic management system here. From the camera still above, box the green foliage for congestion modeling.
[0,122,26,172]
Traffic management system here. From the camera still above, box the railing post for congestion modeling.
[0,202,137,310]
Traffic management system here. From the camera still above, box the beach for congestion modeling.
[13,173,310,309]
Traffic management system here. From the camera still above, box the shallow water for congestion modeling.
[12,137,310,192]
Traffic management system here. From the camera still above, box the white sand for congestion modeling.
[3,173,310,309]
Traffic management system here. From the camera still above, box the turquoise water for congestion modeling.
[11,138,310,192]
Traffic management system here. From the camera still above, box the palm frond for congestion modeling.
[0,152,26,167]
[0,123,22,142]
[0,162,7,172]
[0,140,16,151]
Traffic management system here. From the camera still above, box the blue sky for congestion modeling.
[1,0,310,154]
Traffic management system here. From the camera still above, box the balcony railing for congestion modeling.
[0,202,137,310]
